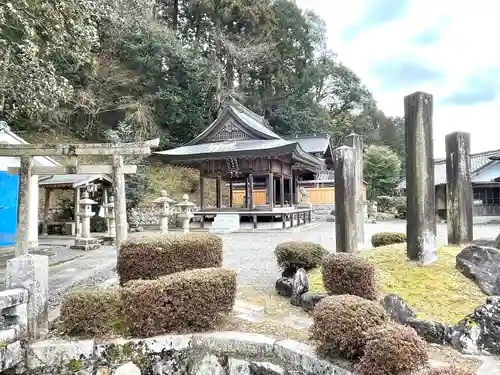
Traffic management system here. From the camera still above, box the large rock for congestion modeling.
[382,294,416,324]
[405,317,453,344]
[290,268,308,307]
[451,296,500,355]
[300,292,328,313]
[456,245,500,295]
[275,277,293,297]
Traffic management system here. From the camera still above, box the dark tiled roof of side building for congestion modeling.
[397,148,500,189]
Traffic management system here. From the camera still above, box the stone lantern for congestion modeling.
[103,196,116,244]
[176,194,195,233]
[153,190,175,233]
[71,191,101,251]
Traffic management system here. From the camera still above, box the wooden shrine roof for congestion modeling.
[154,97,322,169]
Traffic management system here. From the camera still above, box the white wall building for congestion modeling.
[0,122,59,247]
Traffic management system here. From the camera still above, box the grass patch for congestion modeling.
[308,244,486,324]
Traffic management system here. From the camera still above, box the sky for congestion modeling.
[295,0,500,157]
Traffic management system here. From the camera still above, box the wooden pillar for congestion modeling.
[16,156,33,256]
[268,172,274,210]
[248,174,254,209]
[229,179,233,208]
[103,186,109,216]
[74,187,81,237]
[112,154,127,252]
[280,175,285,207]
[42,188,51,235]
[244,177,249,208]
[199,174,205,209]
[216,175,222,209]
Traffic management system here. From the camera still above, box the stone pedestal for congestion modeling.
[404,91,437,265]
[210,213,240,233]
[6,254,49,340]
[176,194,195,233]
[153,190,174,233]
[71,192,101,251]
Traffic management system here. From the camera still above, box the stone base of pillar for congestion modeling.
[70,237,102,251]
[28,240,39,249]
[102,235,116,246]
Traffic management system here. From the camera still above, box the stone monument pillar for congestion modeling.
[103,196,116,245]
[445,131,473,244]
[345,133,365,247]
[333,146,358,253]
[154,190,174,233]
[71,191,101,251]
[176,194,195,233]
[404,91,437,265]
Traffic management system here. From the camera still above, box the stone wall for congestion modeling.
[0,288,28,372]
[24,331,352,375]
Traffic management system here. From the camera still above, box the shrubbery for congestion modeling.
[426,367,474,375]
[356,322,428,375]
[121,267,237,337]
[59,289,123,336]
[274,241,328,270]
[371,232,407,247]
[310,295,387,359]
[117,233,223,285]
[321,253,377,300]
[376,196,406,213]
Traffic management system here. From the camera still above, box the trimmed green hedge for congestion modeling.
[274,241,328,270]
[117,233,223,285]
[59,289,123,336]
[322,253,377,300]
[311,294,388,359]
[371,232,406,247]
[122,268,237,337]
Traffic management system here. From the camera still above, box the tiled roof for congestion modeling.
[397,149,500,189]
[490,152,500,160]
[285,134,330,154]
[39,174,112,188]
[187,97,281,145]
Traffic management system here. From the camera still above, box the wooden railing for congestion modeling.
[473,204,500,217]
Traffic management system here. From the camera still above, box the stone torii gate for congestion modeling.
[1,139,159,255]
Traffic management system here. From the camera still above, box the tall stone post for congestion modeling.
[446,132,473,244]
[345,133,365,247]
[404,91,437,265]
[333,146,358,253]
[112,154,127,251]
[16,156,33,256]
[6,254,49,340]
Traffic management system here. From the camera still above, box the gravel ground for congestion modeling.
[221,220,500,290]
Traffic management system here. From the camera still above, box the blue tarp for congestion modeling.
[0,171,19,246]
